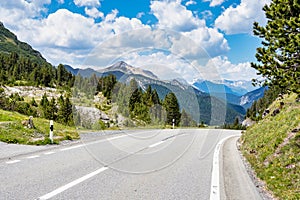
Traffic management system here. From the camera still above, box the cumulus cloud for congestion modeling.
[0,6,150,66]
[85,7,104,18]
[149,0,229,58]
[73,0,100,7]
[215,0,270,34]
[150,0,205,32]
[0,0,50,28]
[205,56,258,80]
[181,27,229,58]
[0,0,259,81]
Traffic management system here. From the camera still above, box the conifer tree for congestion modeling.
[163,92,181,126]
[251,0,300,94]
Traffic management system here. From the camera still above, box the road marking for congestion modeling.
[107,135,126,141]
[6,160,21,164]
[59,135,127,152]
[60,144,84,151]
[149,140,165,148]
[44,151,55,155]
[26,155,40,159]
[38,166,108,200]
[209,134,240,200]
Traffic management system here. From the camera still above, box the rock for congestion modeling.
[242,118,256,127]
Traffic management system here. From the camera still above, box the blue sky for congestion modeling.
[0,0,270,82]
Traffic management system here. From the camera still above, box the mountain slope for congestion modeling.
[0,23,73,87]
[241,93,300,199]
[239,87,267,109]
[0,22,46,64]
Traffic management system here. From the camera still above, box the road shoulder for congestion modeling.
[220,136,263,200]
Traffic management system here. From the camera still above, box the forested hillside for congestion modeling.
[0,22,45,64]
[0,22,74,87]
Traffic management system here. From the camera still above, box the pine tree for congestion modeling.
[251,0,300,94]
[151,89,160,105]
[57,95,73,125]
[163,92,181,126]
[30,97,38,107]
[40,93,49,109]
[48,97,57,120]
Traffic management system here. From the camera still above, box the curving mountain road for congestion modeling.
[0,129,262,200]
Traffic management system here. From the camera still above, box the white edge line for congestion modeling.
[149,140,165,148]
[6,160,21,164]
[209,134,240,200]
[38,167,108,200]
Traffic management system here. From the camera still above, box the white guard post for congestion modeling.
[172,118,175,129]
[50,120,54,143]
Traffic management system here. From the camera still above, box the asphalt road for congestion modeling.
[0,129,261,200]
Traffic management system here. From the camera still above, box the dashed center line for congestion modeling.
[38,166,108,200]
[149,141,165,148]
[26,155,40,159]
[6,160,21,164]
[44,151,55,155]
[60,144,84,151]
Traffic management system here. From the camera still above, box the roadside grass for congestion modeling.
[241,93,300,200]
[0,109,79,145]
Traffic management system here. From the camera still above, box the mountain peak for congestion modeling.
[100,61,158,79]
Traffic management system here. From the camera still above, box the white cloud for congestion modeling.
[174,27,229,58]
[200,10,213,19]
[185,0,197,6]
[136,12,145,19]
[150,0,205,32]
[1,7,149,66]
[85,7,104,18]
[209,0,225,7]
[0,0,50,26]
[74,0,100,7]
[0,0,257,82]
[27,9,97,49]
[215,0,270,34]
[205,56,258,80]
[105,9,118,22]
[149,0,229,58]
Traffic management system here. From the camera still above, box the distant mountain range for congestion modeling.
[192,79,256,96]
[66,62,265,111]
[65,61,268,124]
[192,79,266,109]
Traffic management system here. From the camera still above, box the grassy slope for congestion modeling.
[0,109,79,145]
[241,93,300,200]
